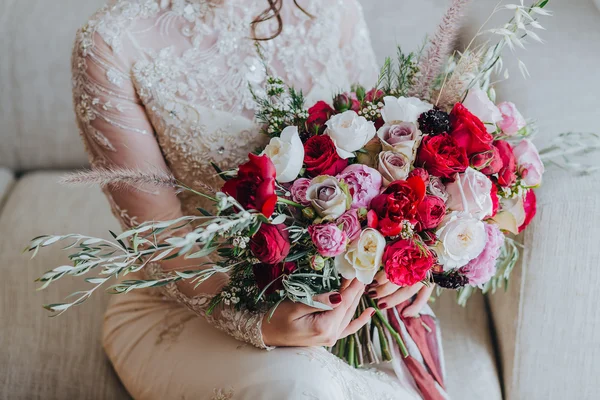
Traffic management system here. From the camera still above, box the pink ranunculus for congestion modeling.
[337,164,382,209]
[513,139,544,187]
[290,178,312,206]
[497,102,526,136]
[337,210,362,242]
[308,223,348,257]
[416,195,447,231]
[459,223,505,286]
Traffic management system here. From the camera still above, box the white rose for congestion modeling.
[491,195,525,234]
[380,96,433,124]
[463,87,503,133]
[446,167,493,220]
[334,228,385,284]
[261,126,304,183]
[513,139,544,187]
[305,176,349,219]
[325,110,376,159]
[434,211,487,271]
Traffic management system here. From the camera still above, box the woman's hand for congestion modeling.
[366,271,435,318]
[262,279,375,347]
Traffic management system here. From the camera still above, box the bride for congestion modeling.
[72,0,447,398]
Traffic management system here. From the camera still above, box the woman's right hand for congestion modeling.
[261,279,375,347]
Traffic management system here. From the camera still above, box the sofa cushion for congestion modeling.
[0,167,14,208]
[0,172,129,399]
[0,0,105,171]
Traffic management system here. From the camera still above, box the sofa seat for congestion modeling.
[0,171,502,399]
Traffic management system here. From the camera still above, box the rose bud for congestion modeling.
[333,93,360,113]
[408,167,429,184]
[310,254,326,271]
[302,207,316,220]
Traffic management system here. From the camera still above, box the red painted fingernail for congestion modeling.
[329,293,342,304]
[369,309,376,317]
[372,279,378,285]
[378,302,387,309]
[368,290,377,298]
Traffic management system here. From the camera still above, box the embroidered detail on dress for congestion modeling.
[211,387,234,400]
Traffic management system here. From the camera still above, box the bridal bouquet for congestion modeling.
[28,0,574,367]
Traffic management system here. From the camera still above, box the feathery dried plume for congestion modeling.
[60,167,178,190]
[411,0,472,100]
[435,48,484,111]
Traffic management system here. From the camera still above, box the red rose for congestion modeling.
[365,88,385,102]
[222,154,278,217]
[369,176,426,237]
[415,133,469,179]
[519,189,537,232]
[303,135,348,177]
[471,146,502,175]
[450,103,494,155]
[249,223,291,265]
[252,262,297,295]
[416,195,446,230]
[493,140,517,187]
[383,239,434,287]
[306,101,335,132]
[408,167,429,184]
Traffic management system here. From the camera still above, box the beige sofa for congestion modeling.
[1,1,598,399]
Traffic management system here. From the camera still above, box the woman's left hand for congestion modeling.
[366,270,435,317]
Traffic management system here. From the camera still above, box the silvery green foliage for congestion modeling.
[27,192,258,315]
[539,132,600,175]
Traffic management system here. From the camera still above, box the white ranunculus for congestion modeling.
[380,96,433,124]
[334,228,385,284]
[434,211,487,271]
[491,195,525,234]
[446,167,494,220]
[325,110,376,159]
[513,139,544,187]
[261,126,304,183]
[305,176,349,219]
[463,87,503,133]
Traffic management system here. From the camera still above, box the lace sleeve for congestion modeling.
[340,1,379,88]
[71,26,271,350]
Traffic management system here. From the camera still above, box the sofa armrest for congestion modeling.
[488,169,600,399]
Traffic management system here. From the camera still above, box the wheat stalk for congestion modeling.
[60,167,178,190]
[435,48,484,111]
[411,0,472,100]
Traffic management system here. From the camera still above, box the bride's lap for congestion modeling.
[102,290,404,400]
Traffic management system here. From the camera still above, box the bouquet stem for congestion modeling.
[367,297,410,358]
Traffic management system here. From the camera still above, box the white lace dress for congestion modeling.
[73,1,435,398]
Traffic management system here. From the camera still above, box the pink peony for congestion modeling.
[308,223,348,257]
[337,210,361,242]
[460,223,505,286]
[337,164,382,209]
[290,178,312,206]
[497,102,526,136]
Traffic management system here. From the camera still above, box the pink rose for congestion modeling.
[513,139,544,187]
[377,122,422,160]
[337,210,361,242]
[497,102,526,136]
[460,223,505,286]
[290,178,312,206]
[337,164,382,209]
[308,223,348,257]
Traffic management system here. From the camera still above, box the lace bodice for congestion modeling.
[72,0,378,348]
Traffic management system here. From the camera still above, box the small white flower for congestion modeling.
[334,228,386,284]
[261,126,304,183]
[380,96,433,124]
[325,110,376,159]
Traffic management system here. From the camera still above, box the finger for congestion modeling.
[321,279,365,328]
[402,284,435,318]
[373,270,389,286]
[339,307,376,338]
[340,278,353,291]
[289,291,344,319]
[377,282,424,310]
[366,281,399,300]
[336,285,365,336]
